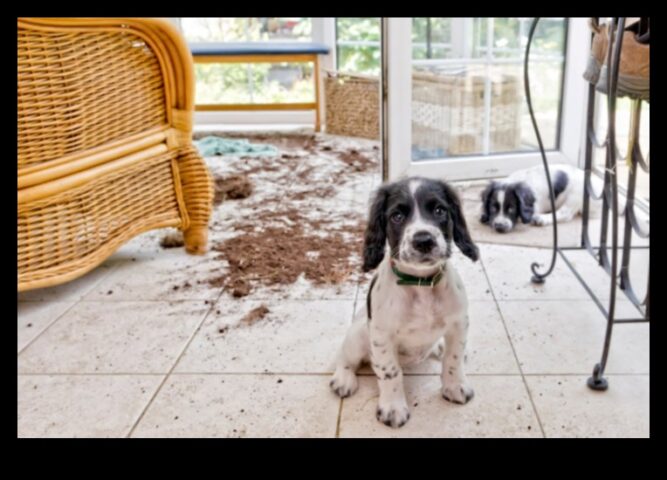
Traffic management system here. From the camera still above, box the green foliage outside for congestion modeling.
[185,16,567,131]
[184,18,314,104]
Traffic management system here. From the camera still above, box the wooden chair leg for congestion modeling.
[176,146,213,255]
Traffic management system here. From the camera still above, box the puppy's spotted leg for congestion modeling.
[330,311,368,398]
[441,315,474,405]
[429,338,445,360]
[531,205,576,226]
[370,327,410,428]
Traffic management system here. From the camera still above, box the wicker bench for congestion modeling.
[18,18,214,291]
[190,42,330,131]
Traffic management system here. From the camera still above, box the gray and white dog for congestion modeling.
[330,176,479,428]
[480,164,588,233]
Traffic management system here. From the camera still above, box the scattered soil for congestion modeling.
[160,232,185,249]
[336,148,377,173]
[240,305,270,326]
[213,174,254,205]
[209,208,365,297]
[196,132,378,297]
[289,186,337,201]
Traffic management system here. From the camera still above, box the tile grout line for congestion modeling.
[16,371,650,377]
[478,255,547,438]
[125,284,227,438]
[335,398,344,438]
[337,282,361,438]
[17,263,121,357]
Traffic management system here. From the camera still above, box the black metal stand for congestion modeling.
[526,17,649,391]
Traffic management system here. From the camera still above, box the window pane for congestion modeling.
[593,94,650,202]
[412,17,566,160]
[412,18,452,60]
[181,17,312,42]
[336,18,380,42]
[336,45,381,76]
[335,18,381,75]
[194,63,314,105]
[182,18,314,105]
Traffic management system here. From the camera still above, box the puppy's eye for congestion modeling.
[434,205,447,217]
[507,206,515,213]
[390,212,404,224]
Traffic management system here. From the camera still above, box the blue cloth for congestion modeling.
[195,137,279,157]
[411,145,446,160]
[190,42,330,56]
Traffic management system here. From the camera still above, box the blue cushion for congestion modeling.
[190,42,330,56]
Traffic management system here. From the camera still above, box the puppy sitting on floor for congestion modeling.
[480,164,595,233]
[330,176,479,428]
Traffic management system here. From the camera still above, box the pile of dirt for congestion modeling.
[198,132,378,297]
[213,174,254,205]
[208,211,366,297]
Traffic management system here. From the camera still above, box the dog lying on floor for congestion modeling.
[480,164,604,233]
[330,176,479,428]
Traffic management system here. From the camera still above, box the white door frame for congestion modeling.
[384,17,591,182]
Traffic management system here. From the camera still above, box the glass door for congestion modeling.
[383,17,590,181]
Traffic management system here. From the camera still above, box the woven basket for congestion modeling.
[18,18,213,291]
[323,68,522,155]
[324,71,380,140]
[412,67,522,155]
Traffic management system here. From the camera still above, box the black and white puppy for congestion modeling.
[330,177,479,428]
[480,164,590,233]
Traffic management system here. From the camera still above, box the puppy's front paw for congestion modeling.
[531,215,548,226]
[442,383,474,405]
[329,367,358,398]
[376,400,411,428]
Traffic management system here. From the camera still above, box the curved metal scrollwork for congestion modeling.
[525,17,559,284]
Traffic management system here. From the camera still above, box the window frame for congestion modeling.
[385,17,590,181]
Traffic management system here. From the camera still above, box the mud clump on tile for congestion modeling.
[214,174,254,205]
[336,148,377,173]
[159,232,185,249]
[230,279,251,298]
[240,305,270,326]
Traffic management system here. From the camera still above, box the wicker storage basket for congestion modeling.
[323,68,522,155]
[18,18,213,291]
[412,67,522,156]
[324,71,380,140]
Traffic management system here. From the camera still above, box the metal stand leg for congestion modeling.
[527,18,649,391]
[587,17,626,391]
[525,18,559,285]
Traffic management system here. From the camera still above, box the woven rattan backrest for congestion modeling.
[18,24,168,169]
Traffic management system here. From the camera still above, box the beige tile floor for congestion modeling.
[17,241,649,437]
[17,137,649,438]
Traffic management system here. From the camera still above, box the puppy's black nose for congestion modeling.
[494,224,510,233]
[412,231,435,253]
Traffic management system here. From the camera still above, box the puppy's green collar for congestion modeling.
[391,261,445,287]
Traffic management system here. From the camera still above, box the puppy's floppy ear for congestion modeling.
[479,181,497,224]
[512,182,535,224]
[362,185,389,272]
[440,182,479,262]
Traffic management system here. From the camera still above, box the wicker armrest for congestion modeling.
[18,18,213,291]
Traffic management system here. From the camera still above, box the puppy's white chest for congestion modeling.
[394,289,451,360]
